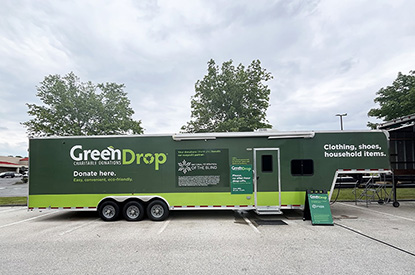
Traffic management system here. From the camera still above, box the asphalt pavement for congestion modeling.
[0,177,27,197]
[0,201,414,274]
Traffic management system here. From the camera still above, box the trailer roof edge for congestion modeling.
[29,130,386,140]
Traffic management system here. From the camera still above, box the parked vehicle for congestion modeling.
[22,172,29,183]
[28,130,391,221]
[0,171,16,178]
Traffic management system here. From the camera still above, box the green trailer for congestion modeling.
[28,130,391,221]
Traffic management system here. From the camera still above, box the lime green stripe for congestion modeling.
[257,191,307,206]
[28,191,307,208]
[257,192,279,206]
[29,194,104,208]
[281,191,307,205]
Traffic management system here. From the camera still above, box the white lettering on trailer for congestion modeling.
[73,170,117,177]
[70,145,83,161]
[324,144,357,151]
[323,143,386,158]
[101,149,111,160]
[70,145,121,161]
[74,171,98,177]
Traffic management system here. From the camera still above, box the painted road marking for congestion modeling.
[0,211,57,229]
[157,219,171,235]
[337,202,415,222]
[243,215,260,234]
[59,219,100,236]
[0,207,24,213]
[235,211,260,234]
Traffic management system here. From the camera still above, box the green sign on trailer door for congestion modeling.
[230,165,253,194]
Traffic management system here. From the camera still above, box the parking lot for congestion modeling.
[1,201,414,274]
[0,178,27,197]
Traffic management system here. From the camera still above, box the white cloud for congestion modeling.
[0,120,28,157]
[0,0,414,155]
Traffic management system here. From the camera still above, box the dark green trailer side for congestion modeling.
[28,130,390,221]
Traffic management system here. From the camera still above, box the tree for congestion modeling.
[182,59,273,133]
[23,72,143,136]
[368,71,415,129]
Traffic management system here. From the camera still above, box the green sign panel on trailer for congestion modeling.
[175,149,229,188]
[230,165,253,194]
[304,190,333,225]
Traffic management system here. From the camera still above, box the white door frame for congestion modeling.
[253,148,281,208]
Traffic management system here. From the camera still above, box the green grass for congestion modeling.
[331,187,415,202]
[0,197,27,206]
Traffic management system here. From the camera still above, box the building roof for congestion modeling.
[378,113,415,131]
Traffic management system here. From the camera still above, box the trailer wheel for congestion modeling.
[123,201,145,221]
[393,201,400,208]
[99,201,120,221]
[147,200,169,221]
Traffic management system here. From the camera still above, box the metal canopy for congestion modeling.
[378,113,415,131]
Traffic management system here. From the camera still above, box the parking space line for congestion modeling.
[337,202,415,222]
[335,222,415,257]
[244,216,261,234]
[59,219,100,236]
[0,211,57,229]
[238,213,261,234]
[157,219,171,235]
[0,207,24,213]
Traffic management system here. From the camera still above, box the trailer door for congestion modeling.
[254,148,281,211]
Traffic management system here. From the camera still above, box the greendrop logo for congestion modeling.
[70,145,167,170]
[231,166,252,172]
[310,195,325,200]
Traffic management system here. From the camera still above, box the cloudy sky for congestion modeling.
[1,0,414,157]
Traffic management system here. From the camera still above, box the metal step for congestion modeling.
[255,207,283,215]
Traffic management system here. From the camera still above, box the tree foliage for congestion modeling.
[368,71,415,129]
[23,72,143,137]
[182,59,273,133]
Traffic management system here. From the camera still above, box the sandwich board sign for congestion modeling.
[303,190,334,226]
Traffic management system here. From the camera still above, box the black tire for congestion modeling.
[98,201,120,221]
[393,201,400,208]
[147,200,169,221]
[377,199,384,205]
[123,201,145,221]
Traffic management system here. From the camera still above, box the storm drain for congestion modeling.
[254,219,287,226]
